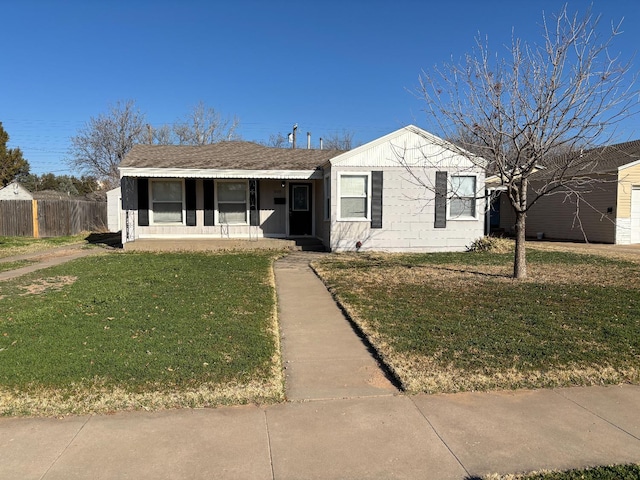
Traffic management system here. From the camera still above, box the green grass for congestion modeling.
[0,234,87,258]
[314,249,640,393]
[487,463,640,479]
[0,260,36,273]
[0,251,282,415]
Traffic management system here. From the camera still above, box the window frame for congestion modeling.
[323,173,331,221]
[215,179,249,225]
[149,178,185,225]
[447,175,478,220]
[337,172,371,222]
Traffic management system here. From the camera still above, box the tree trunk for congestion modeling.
[514,210,527,279]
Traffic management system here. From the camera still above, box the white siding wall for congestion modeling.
[259,180,287,237]
[106,187,121,232]
[329,166,485,252]
[0,183,33,200]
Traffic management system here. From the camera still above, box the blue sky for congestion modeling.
[2,0,639,175]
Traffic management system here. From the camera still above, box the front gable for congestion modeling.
[326,125,487,253]
[328,125,482,171]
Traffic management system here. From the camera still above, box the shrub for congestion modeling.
[467,236,513,253]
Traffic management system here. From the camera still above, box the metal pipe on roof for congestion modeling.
[307,132,311,149]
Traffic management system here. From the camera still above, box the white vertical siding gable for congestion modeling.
[329,125,481,170]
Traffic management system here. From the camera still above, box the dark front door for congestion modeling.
[289,183,312,236]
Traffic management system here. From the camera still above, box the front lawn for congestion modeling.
[486,463,640,479]
[0,251,282,416]
[313,249,640,393]
[0,234,87,258]
[0,260,36,273]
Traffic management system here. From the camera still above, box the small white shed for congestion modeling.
[106,187,122,232]
[0,181,34,200]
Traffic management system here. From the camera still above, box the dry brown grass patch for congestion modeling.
[19,276,77,296]
[0,377,284,417]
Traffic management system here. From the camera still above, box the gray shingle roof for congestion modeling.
[120,142,343,170]
[534,140,640,179]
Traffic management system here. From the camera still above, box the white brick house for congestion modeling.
[119,125,486,252]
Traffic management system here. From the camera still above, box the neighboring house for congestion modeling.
[0,182,108,237]
[0,181,33,200]
[0,182,74,201]
[490,140,640,244]
[118,125,486,252]
[0,181,84,200]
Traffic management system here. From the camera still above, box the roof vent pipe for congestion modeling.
[319,137,323,150]
[307,132,311,149]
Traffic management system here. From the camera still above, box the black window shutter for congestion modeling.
[371,171,383,229]
[185,179,197,226]
[249,179,260,226]
[138,178,149,226]
[434,171,447,228]
[203,180,214,226]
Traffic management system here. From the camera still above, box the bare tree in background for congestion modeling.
[149,124,174,145]
[263,132,289,148]
[414,4,637,279]
[173,101,240,145]
[323,129,357,150]
[68,100,146,189]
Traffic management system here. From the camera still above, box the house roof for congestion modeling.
[531,139,640,180]
[486,139,640,187]
[119,127,484,179]
[121,142,341,170]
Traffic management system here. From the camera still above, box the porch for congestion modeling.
[122,236,327,252]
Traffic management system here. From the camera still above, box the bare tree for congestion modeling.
[263,132,289,148]
[415,4,637,279]
[323,129,357,150]
[68,100,146,189]
[148,124,174,145]
[173,101,240,145]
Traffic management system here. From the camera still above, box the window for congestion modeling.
[292,185,309,211]
[339,174,369,220]
[324,174,331,220]
[217,181,248,224]
[449,176,476,218]
[151,179,183,224]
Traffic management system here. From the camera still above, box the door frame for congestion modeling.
[288,182,314,237]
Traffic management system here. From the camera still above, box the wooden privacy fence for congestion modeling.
[0,199,107,237]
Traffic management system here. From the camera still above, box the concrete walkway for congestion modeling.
[275,252,397,400]
[0,244,107,281]
[1,251,640,479]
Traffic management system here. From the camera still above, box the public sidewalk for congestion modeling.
[1,251,639,479]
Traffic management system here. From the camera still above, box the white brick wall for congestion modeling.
[329,167,485,252]
[616,218,631,244]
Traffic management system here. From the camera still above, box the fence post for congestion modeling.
[32,200,39,238]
